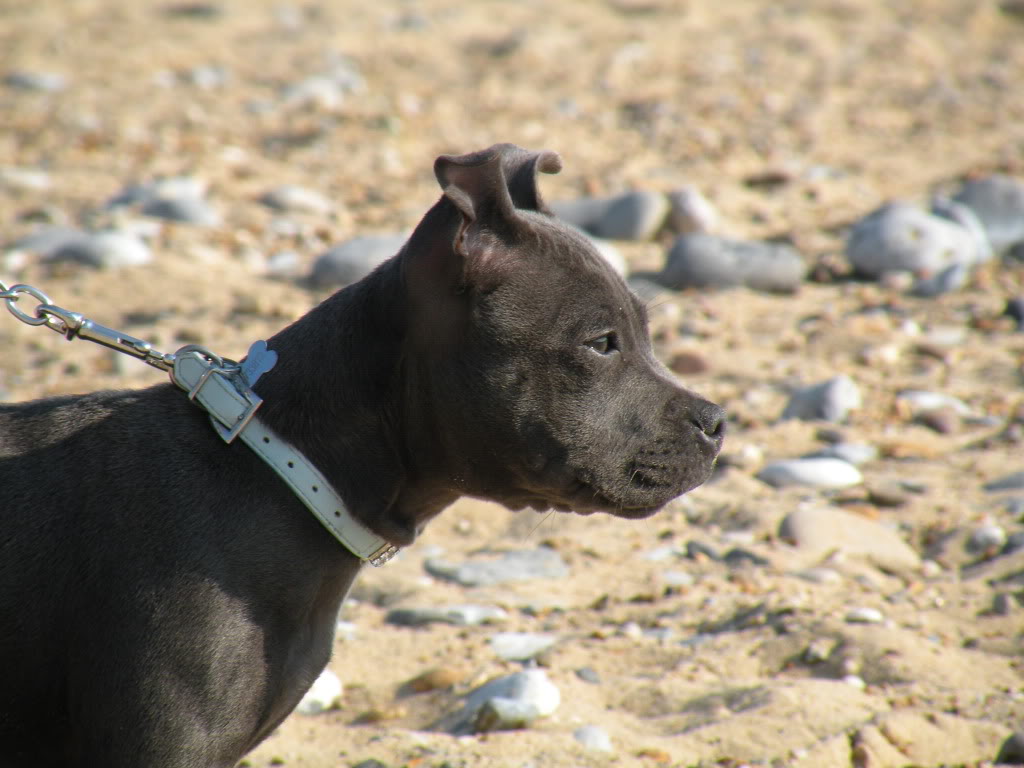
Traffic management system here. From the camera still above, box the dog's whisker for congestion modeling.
[525,510,555,540]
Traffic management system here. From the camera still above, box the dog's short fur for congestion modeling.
[0,145,724,767]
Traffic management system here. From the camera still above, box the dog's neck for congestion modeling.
[254,202,464,548]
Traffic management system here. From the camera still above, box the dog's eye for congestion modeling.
[585,334,616,355]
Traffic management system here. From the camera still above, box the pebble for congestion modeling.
[424,548,569,587]
[49,230,153,269]
[4,70,68,92]
[896,390,972,417]
[0,167,51,191]
[779,506,921,573]
[386,604,508,627]
[1003,531,1024,555]
[573,724,613,752]
[781,374,861,423]
[295,668,342,715]
[951,174,1024,256]
[108,176,207,208]
[723,547,770,567]
[442,669,560,733]
[686,540,722,561]
[930,195,994,263]
[406,667,462,693]
[910,262,969,297]
[141,195,220,226]
[966,523,1007,555]
[808,442,878,466]
[797,567,843,585]
[488,632,557,661]
[1005,297,1024,331]
[845,202,979,280]
[983,471,1024,493]
[575,667,602,684]
[843,674,867,690]
[845,606,885,624]
[804,636,838,663]
[866,482,910,507]
[992,592,1021,616]
[665,185,718,234]
[308,233,406,287]
[551,190,669,241]
[915,406,962,434]
[995,730,1024,765]
[282,75,346,110]
[756,457,863,489]
[661,570,695,587]
[259,184,333,215]
[9,226,89,257]
[658,233,805,293]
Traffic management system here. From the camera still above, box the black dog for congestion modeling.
[0,144,724,767]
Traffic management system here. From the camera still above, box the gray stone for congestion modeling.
[551,190,668,241]
[573,724,613,752]
[282,76,345,110]
[1006,297,1024,331]
[910,262,969,297]
[951,174,1024,256]
[438,669,560,733]
[992,592,1021,616]
[1003,531,1024,555]
[930,195,993,263]
[659,233,805,293]
[807,442,878,466]
[294,668,342,715]
[845,606,885,624]
[967,524,1007,554]
[10,226,89,257]
[141,196,220,227]
[308,233,406,287]
[424,548,569,587]
[665,185,718,234]
[0,167,51,191]
[984,471,1024,493]
[995,730,1024,764]
[488,632,557,661]
[4,70,67,92]
[756,457,862,489]
[108,176,207,209]
[781,375,861,423]
[49,231,152,269]
[575,667,601,684]
[779,506,921,573]
[386,604,508,627]
[896,390,972,416]
[259,184,332,215]
[845,202,980,279]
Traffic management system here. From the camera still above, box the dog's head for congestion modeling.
[400,144,724,520]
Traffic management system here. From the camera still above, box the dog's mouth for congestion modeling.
[507,459,714,520]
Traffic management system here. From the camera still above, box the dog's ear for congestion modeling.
[434,147,512,226]
[495,143,562,214]
[434,144,562,223]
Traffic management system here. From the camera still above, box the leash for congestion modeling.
[0,279,399,567]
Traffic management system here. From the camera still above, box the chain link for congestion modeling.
[1,278,178,371]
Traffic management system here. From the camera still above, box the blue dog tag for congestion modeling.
[240,340,278,387]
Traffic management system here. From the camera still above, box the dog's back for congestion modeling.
[0,388,359,765]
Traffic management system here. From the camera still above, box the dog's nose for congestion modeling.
[691,401,726,448]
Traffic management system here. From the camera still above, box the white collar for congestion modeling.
[171,343,399,567]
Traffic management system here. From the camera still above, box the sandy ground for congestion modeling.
[2,1,1023,766]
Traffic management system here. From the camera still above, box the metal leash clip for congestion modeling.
[172,342,277,445]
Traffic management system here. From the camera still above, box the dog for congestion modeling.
[0,144,724,767]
